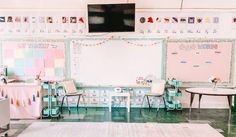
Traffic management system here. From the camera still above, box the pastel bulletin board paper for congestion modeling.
[1,40,66,79]
[166,41,233,82]
[70,38,163,86]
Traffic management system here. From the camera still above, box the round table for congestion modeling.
[185,88,236,113]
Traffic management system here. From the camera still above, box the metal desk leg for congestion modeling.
[227,96,232,119]
[127,95,130,112]
[199,94,202,112]
[109,95,112,112]
[227,95,232,134]
[189,93,195,113]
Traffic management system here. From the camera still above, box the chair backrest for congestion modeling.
[151,80,166,95]
[62,80,77,93]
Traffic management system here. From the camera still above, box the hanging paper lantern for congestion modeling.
[28,98,31,105]
[16,99,20,107]
[22,100,25,107]
[37,91,39,97]
[33,95,36,102]
[11,98,14,105]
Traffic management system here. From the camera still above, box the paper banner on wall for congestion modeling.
[2,41,66,79]
[166,41,232,82]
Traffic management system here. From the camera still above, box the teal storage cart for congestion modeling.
[42,82,61,118]
[165,80,182,111]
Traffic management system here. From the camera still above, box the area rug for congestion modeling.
[18,122,223,137]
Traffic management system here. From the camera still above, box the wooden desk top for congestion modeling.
[185,88,236,96]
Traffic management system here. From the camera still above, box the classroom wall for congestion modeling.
[0,0,236,108]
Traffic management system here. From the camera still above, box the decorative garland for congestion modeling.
[72,36,114,46]
[121,38,161,46]
[71,36,161,47]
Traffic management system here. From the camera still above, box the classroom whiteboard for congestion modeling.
[1,40,66,80]
[166,41,233,82]
[70,38,163,86]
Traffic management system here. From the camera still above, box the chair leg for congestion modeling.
[162,96,167,111]
[147,96,151,111]
[82,95,87,111]
[156,98,160,112]
[66,96,70,114]
[140,96,146,113]
[61,96,65,113]
[77,95,81,111]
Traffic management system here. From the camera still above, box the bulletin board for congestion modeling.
[1,40,66,80]
[166,40,233,83]
[70,37,164,86]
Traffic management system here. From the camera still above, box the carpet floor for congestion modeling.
[18,122,223,137]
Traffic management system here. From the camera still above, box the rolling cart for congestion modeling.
[165,79,183,111]
[42,82,61,118]
[0,98,10,137]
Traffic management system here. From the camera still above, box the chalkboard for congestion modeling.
[1,40,66,80]
[70,38,164,86]
[166,40,233,82]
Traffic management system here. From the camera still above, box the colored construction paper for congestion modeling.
[14,49,24,58]
[55,68,64,76]
[14,68,25,76]
[24,59,35,67]
[44,59,55,68]
[55,50,65,58]
[15,59,25,67]
[45,68,55,76]
[25,68,36,76]
[34,50,44,58]
[54,59,65,67]
[35,59,44,68]
[4,49,14,58]
[24,50,34,58]
[45,50,55,59]
[4,59,15,67]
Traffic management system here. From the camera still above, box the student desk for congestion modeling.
[109,92,130,112]
[0,83,42,119]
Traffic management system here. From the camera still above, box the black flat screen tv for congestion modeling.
[87,3,135,33]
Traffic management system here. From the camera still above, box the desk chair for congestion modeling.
[61,80,87,114]
[140,80,166,112]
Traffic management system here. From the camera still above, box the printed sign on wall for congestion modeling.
[166,41,232,82]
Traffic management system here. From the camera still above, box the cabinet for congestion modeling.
[165,80,182,111]
[42,82,60,118]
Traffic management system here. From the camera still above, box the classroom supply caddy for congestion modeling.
[165,79,182,111]
[42,82,61,118]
